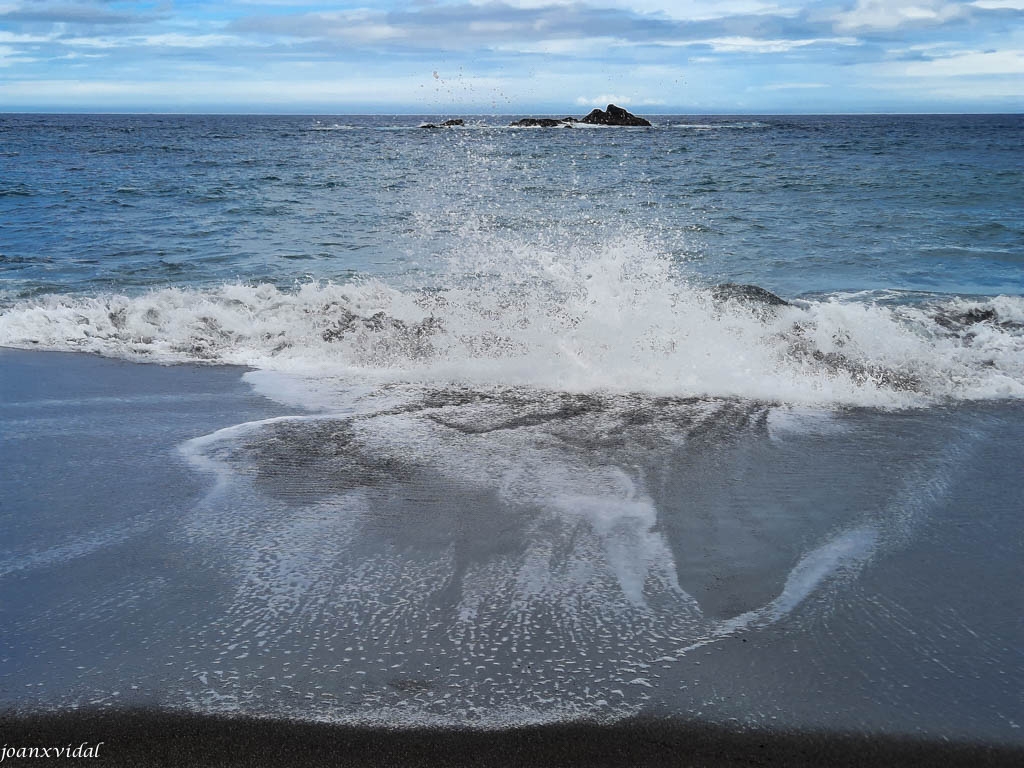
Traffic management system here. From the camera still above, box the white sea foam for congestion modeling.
[167,383,964,725]
[1,233,1021,408]
[117,295,991,725]
[309,122,355,131]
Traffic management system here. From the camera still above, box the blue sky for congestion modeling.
[0,1,1021,112]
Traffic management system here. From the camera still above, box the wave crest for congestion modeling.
[1,235,1022,407]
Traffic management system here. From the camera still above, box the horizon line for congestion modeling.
[2,109,1022,117]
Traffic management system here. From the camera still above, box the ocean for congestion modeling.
[1,113,1022,758]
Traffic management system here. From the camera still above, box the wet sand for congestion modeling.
[3,348,1022,759]
[2,709,1023,767]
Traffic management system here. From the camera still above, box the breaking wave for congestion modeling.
[1,233,1022,408]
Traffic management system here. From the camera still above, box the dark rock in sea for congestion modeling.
[509,104,650,128]
[509,118,571,128]
[579,104,652,127]
[420,119,464,129]
[933,308,993,329]
[712,283,791,308]
[931,306,1023,330]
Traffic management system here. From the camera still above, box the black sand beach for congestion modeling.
[2,348,1022,765]
[2,709,1023,767]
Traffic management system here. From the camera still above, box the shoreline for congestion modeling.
[2,709,1023,767]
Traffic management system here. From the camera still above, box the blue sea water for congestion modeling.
[2,113,1021,298]
[2,113,1022,405]
[1,114,1023,739]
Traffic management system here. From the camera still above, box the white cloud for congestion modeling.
[762,81,830,89]
[468,20,529,35]
[912,80,1024,99]
[575,93,634,106]
[900,48,1024,76]
[627,63,689,78]
[236,11,409,44]
[232,0,324,4]
[0,44,34,66]
[507,32,864,56]
[465,0,575,8]
[970,0,1024,7]
[58,36,121,49]
[1,1,1019,111]
[688,36,861,53]
[320,17,407,42]
[0,77,417,103]
[52,32,252,50]
[860,48,1024,101]
[0,0,146,26]
[495,36,626,55]
[834,0,967,32]
[0,74,530,107]
[480,0,802,22]
[866,74,1024,100]
[0,30,56,44]
[139,33,250,49]
[228,2,835,54]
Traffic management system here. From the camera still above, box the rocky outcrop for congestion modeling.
[420,118,465,129]
[509,104,651,128]
[509,118,572,128]
[579,104,652,127]
[932,306,1021,332]
[711,283,791,309]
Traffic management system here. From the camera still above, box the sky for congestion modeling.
[0,1,1021,113]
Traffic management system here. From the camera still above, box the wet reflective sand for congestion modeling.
[2,349,1022,759]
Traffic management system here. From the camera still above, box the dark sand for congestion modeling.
[2,709,1023,767]
[3,349,1023,764]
